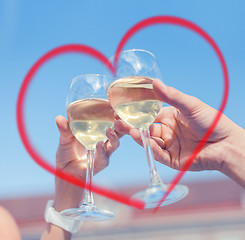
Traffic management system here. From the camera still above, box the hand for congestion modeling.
[54,115,119,211]
[115,79,245,187]
[41,115,119,240]
[55,115,119,178]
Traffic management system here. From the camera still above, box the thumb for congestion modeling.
[56,115,74,145]
[153,79,201,115]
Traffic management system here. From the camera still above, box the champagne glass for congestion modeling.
[61,74,114,221]
[106,49,189,208]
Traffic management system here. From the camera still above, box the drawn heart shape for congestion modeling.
[16,16,229,211]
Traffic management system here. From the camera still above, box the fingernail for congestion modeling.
[114,114,120,120]
[109,128,115,136]
[96,141,104,150]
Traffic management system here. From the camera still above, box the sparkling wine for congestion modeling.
[67,98,114,150]
[107,76,162,129]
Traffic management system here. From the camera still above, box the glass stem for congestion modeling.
[139,128,163,188]
[82,149,95,206]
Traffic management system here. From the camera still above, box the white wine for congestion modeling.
[67,98,114,150]
[107,76,162,129]
[115,100,161,129]
[69,120,113,150]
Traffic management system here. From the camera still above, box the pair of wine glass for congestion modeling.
[61,49,189,221]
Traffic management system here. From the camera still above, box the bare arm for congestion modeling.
[115,79,245,188]
[41,115,119,240]
[0,206,21,240]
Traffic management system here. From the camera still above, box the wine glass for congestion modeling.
[61,74,114,221]
[106,49,189,208]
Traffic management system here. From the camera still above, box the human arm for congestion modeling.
[41,115,119,240]
[115,79,245,188]
[0,206,21,240]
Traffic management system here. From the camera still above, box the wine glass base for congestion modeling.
[60,204,114,221]
[132,184,189,209]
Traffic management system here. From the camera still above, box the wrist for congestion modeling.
[44,200,83,234]
[221,126,245,188]
[41,223,72,240]
[54,177,84,212]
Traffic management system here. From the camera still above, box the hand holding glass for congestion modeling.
[106,49,189,208]
[61,74,114,221]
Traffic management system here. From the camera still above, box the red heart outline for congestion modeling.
[16,16,229,212]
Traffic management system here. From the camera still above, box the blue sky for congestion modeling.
[0,0,244,199]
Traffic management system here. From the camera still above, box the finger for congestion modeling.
[112,120,124,139]
[94,141,109,174]
[114,129,124,139]
[114,113,121,120]
[151,136,165,149]
[114,119,144,146]
[153,79,202,116]
[150,140,172,168]
[114,119,132,135]
[151,121,173,138]
[154,106,177,123]
[129,128,143,147]
[149,124,162,138]
[56,115,74,146]
[104,128,120,157]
